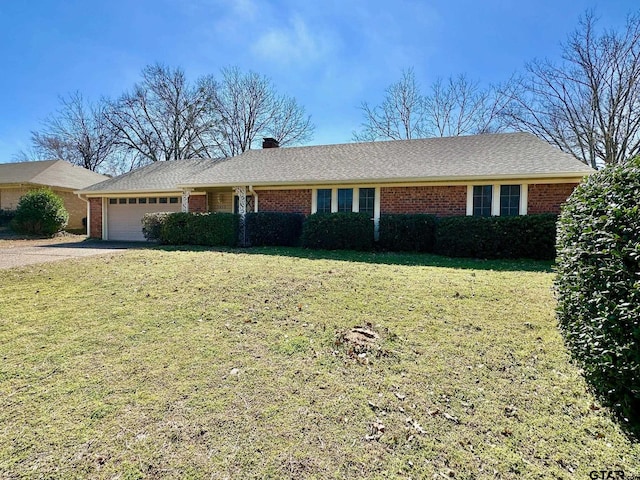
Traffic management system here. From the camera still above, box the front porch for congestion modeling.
[185,187,256,215]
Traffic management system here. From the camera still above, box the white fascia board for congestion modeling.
[79,190,184,197]
[177,172,591,190]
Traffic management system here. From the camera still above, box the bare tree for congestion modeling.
[353,69,428,141]
[23,64,314,169]
[106,64,218,163]
[427,75,510,137]
[211,67,314,156]
[353,69,509,141]
[502,11,640,168]
[25,92,117,171]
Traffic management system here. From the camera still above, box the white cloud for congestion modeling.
[251,15,336,66]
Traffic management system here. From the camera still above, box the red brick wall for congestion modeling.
[189,194,207,213]
[257,189,312,215]
[380,186,466,216]
[527,183,578,214]
[89,197,102,238]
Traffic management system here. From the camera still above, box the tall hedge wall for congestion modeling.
[301,213,374,251]
[142,210,557,259]
[245,212,304,246]
[378,214,437,252]
[435,214,557,260]
[144,212,238,247]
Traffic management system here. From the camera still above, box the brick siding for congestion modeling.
[257,189,312,215]
[527,183,578,214]
[189,194,207,213]
[380,186,466,216]
[89,197,102,238]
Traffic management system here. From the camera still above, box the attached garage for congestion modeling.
[105,196,182,241]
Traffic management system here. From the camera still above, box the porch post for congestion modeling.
[182,190,190,212]
[234,186,247,246]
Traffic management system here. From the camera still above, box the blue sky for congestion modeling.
[0,0,635,164]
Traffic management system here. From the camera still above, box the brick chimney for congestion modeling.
[262,137,280,149]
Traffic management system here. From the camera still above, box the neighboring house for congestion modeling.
[77,133,594,242]
[0,160,109,230]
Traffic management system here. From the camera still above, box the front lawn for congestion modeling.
[0,247,638,479]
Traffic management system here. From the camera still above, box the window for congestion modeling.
[109,198,117,204]
[169,197,179,204]
[149,197,157,204]
[314,187,377,215]
[359,188,375,216]
[337,188,353,212]
[139,197,147,204]
[118,198,126,204]
[159,197,168,204]
[500,185,521,216]
[128,198,137,204]
[316,189,332,213]
[473,185,492,217]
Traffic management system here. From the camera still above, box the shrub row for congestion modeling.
[245,212,304,247]
[143,212,238,247]
[301,213,374,251]
[143,211,557,260]
[378,214,437,252]
[435,214,558,260]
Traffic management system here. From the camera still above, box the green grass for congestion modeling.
[0,247,638,479]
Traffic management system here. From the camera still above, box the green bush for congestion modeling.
[10,189,68,236]
[141,212,172,241]
[245,212,304,246]
[378,214,437,252]
[301,213,374,251]
[0,209,16,227]
[158,212,238,247]
[556,159,640,433]
[494,214,557,259]
[434,214,557,260]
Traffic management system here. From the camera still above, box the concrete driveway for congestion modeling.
[0,236,145,270]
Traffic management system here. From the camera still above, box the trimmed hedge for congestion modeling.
[378,214,437,252]
[556,158,640,433]
[10,189,68,236]
[301,212,374,251]
[245,212,304,246]
[143,209,558,260]
[435,214,557,260]
[143,212,238,247]
[0,209,15,227]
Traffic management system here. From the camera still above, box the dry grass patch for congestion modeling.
[0,247,638,479]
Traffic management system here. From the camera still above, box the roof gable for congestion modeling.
[81,158,222,193]
[0,160,108,189]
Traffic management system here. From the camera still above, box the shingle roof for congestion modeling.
[181,133,593,188]
[80,158,221,193]
[0,160,108,189]
[78,133,594,194]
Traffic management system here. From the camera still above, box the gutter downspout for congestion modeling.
[75,192,90,236]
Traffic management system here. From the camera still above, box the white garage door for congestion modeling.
[106,197,182,241]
